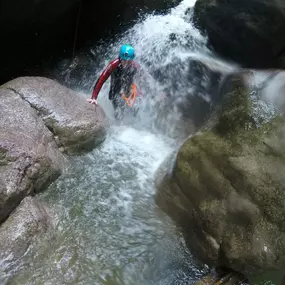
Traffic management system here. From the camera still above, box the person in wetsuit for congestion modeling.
[87,44,140,119]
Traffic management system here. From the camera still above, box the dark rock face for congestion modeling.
[0,0,181,85]
[193,0,285,69]
[152,57,231,137]
[0,0,80,84]
[156,72,285,277]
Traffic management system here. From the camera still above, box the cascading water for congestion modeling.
[2,0,234,284]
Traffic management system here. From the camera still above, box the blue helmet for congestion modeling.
[119,45,135,60]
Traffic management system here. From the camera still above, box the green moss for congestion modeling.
[44,117,58,130]
[216,83,255,136]
[158,71,285,276]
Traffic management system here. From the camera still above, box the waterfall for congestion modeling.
[4,1,237,284]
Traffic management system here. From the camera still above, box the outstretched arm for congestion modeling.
[88,59,119,105]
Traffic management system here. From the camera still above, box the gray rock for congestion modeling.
[0,197,53,276]
[3,77,108,154]
[0,86,64,223]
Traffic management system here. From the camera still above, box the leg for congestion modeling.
[112,96,125,120]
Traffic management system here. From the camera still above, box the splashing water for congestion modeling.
[5,126,207,285]
[20,1,285,285]
[3,1,218,284]
[89,0,236,138]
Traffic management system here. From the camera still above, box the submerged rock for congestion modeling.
[156,72,285,276]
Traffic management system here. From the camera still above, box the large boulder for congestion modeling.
[193,0,285,69]
[0,85,64,224]
[156,72,285,277]
[0,197,53,278]
[3,77,107,154]
[0,76,107,223]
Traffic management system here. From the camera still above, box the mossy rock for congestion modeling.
[156,72,285,277]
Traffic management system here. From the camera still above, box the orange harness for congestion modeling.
[122,84,137,107]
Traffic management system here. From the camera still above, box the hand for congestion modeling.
[87,98,98,106]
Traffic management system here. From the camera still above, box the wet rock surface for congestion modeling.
[0,84,64,223]
[0,197,53,278]
[3,77,108,154]
[193,0,285,69]
[0,76,107,272]
[156,71,285,277]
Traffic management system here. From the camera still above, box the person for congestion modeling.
[87,44,141,119]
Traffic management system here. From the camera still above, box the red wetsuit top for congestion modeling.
[91,58,140,100]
